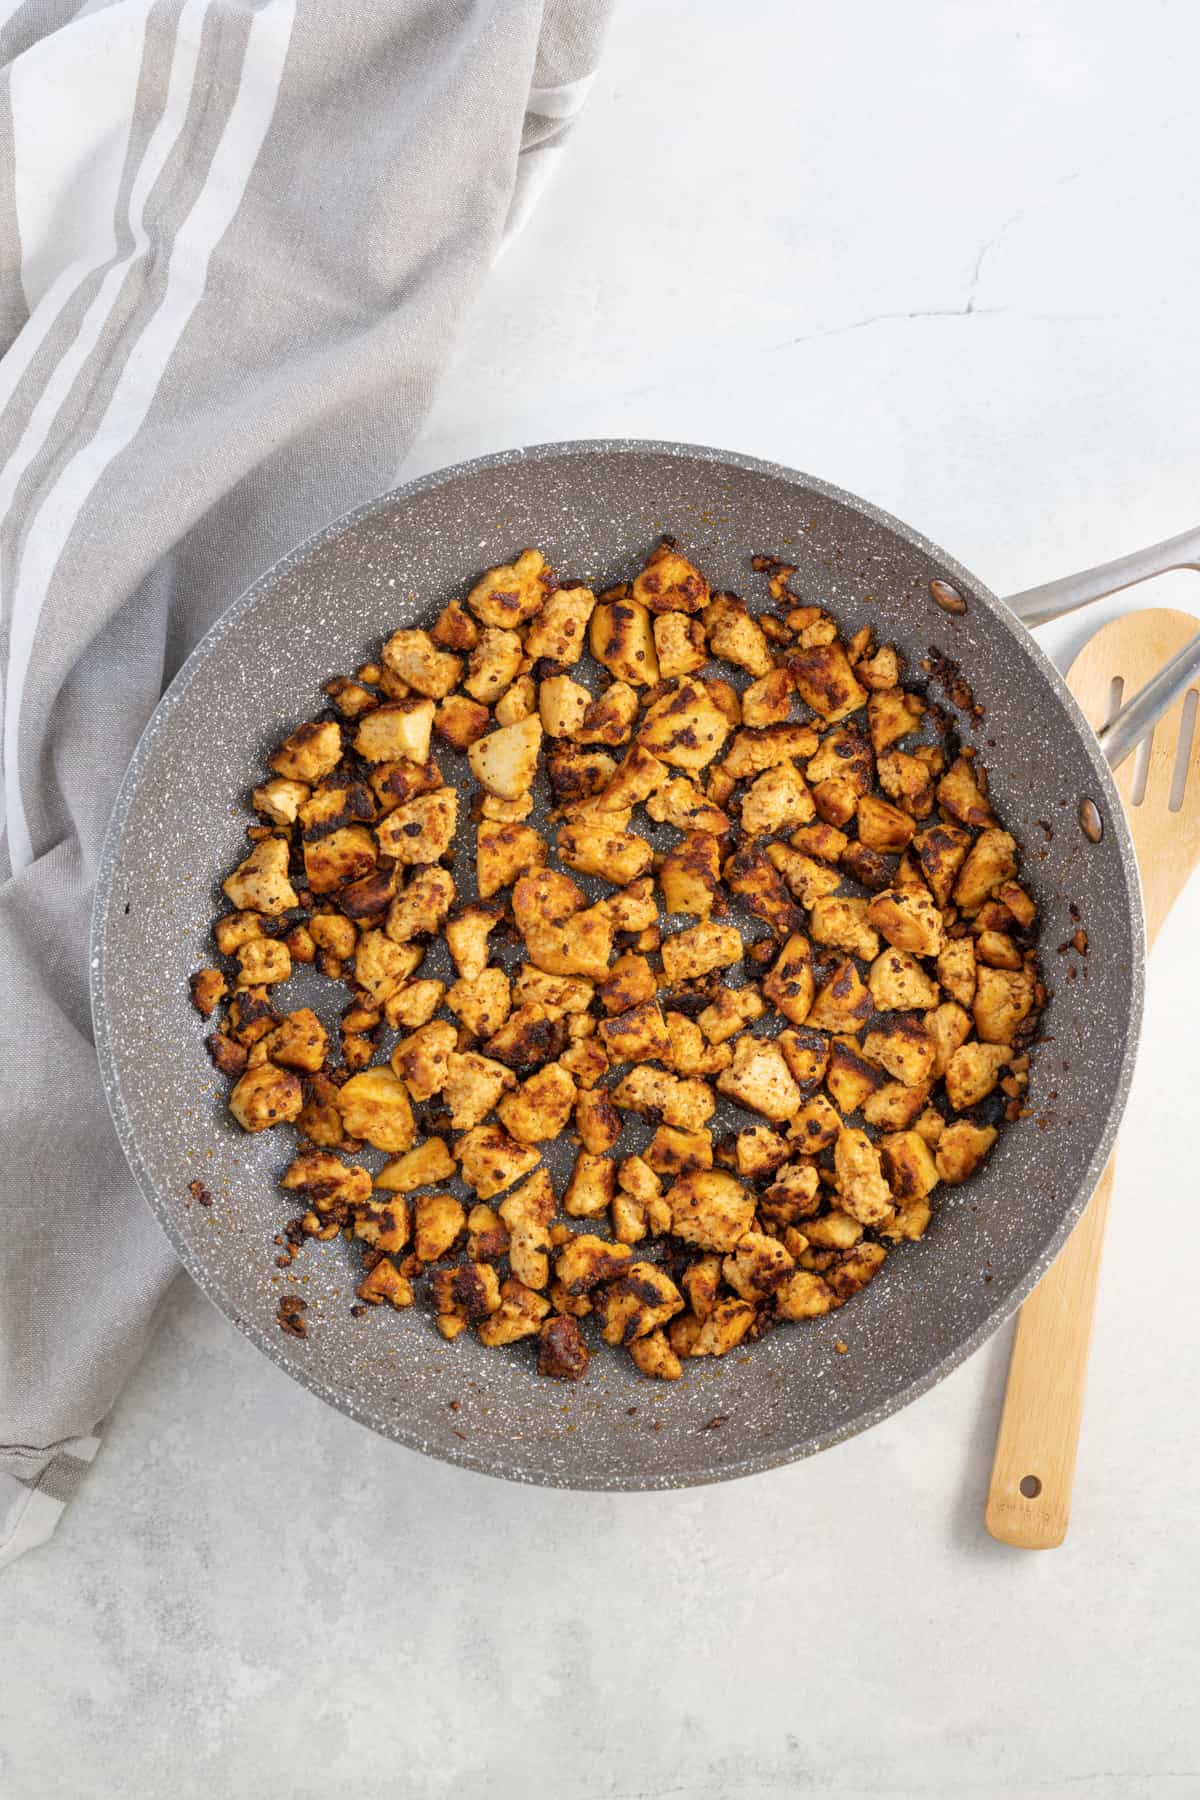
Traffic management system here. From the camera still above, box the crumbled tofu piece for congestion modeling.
[357,1258,414,1310]
[445,966,510,1039]
[637,676,730,770]
[723,1230,794,1299]
[374,1138,456,1194]
[467,714,542,800]
[381,628,463,698]
[856,793,915,854]
[669,1297,756,1357]
[483,1004,567,1070]
[878,1129,940,1202]
[867,885,944,958]
[645,776,729,835]
[574,682,640,747]
[945,1041,1010,1110]
[353,930,421,1004]
[353,1196,411,1254]
[862,1015,936,1086]
[434,693,490,751]
[775,1269,836,1319]
[229,1062,303,1133]
[512,966,595,1016]
[477,1278,552,1345]
[789,1093,842,1153]
[281,1149,372,1211]
[716,1035,801,1122]
[222,836,299,915]
[189,967,228,1018]
[268,718,343,784]
[496,1062,577,1143]
[522,583,594,663]
[658,831,722,917]
[389,1019,456,1103]
[663,1012,728,1077]
[261,1007,327,1072]
[808,896,880,962]
[386,866,455,943]
[301,823,376,896]
[475,818,546,900]
[937,754,995,828]
[868,946,939,1012]
[555,1234,634,1296]
[595,994,670,1070]
[667,1169,756,1251]
[335,1067,415,1152]
[735,1126,790,1178]
[633,541,710,614]
[766,843,843,908]
[466,1203,510,1261]
[494,1167,556,1287]
[861,1079,930,1131]
[660,920,742,983]
[697,985,765,1045]
[574,1088,622,1155]
[539,673,592,738]
[912,822,972,905]
[741,762,815,837]
[600,877,659,934]
[786,642,868,722]
[954,828,1018,915]
[411,1193,466,1263]
[460,627,520,707]
[252,777,309,825]
[741,669,795,728]
[455,1125,542,1199]
[701,592,773,676]
[924,1001,973,1079]
[629,1329,683,1379]
[431,1262,502,1333]
[644,1125,714,1178]
[589,597,660,685]
[936,936,977,1006]
[369,756,444,814]
[866,686,925,752]
[935,1119,998,1184]
[652,610,708,678]
[536,1314,589,1379]
[596,954,654,1018]
[777,1026,830,1089]
[824,1036,885,1114]
[833,1128,894,1226]
[806,958,872,1033]
[431,599,479,651]
[354,697,435,766]
[802,1211,864,1251]
[594,1262,685,1346]
[442,1052,517,1130]
[564,1148,619,1218]
[212,910,266,956]
[374,787,458,864]
[468,548,554,628]
[876,749,936,817]
[557,815,653,885]
[973,964,1037,1044]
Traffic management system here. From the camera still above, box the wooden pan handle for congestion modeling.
[985,1154,1116,1547]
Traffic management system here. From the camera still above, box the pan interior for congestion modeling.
[92,441,1143,1489]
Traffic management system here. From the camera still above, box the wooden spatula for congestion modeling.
[986,608,1200,1548]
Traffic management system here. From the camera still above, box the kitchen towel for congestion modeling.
[0,0,610,1568]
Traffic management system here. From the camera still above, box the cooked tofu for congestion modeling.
[302,824,376,896]
[493,1167,556,1287]
[483,1004,568,1070]
[973,964,1036,1044]
[658,831,722,917]
[741,668,795,728]
[411,1192,467,1263]
[629,1329,683,1380]
[467,714,542,800]
[472,818,545,900]
[431,1262,503,1334]
[455,1124,542,1199]
[878,1129,939,1202]
[721,723,820,780]
[467,549,554,628]
[538,673,592,739]
[574,682,639,747]
[935,1119,998,1184]
[261,1007,327,1072]
[701,592,773,676]
[866,686,924,753]
[867,885,944,958]
[936,936,977,1006]
[434,693,490,751]
[357,1258,414,1310]
[723,1230,794,1300]
[381,628,463,698]
[574,1089,622,1155]
[660,920,742,983]
[440,904,498,982]
[268,718,343,784]
[386,866,455,943]
[777,1026,830,1089]
[354,697,435,766]
[189,967,228,1018]
[589,597,660,685]
[876,749,936,818]
[665,1011,732,1077]
[442,1051,516,1130]
[775,1269,836,1319]
[633,541,710,614]
[862,1015,936,1086]
[977,930,1023,971]
[512,966,595,1016]
[724,846,801,938]
[222,836,299,915]
[477,1278,552,1345]
[562,1145,619,1219]
[861,1079,930,1131]
[789,1092,843,1154]
[369,756,444,814]
[555,1234,634,1298]
[252,777,309,826]
[353,930,421,1004]
[229,1062,303,1133]
[600,877,658,934]
[644,1125,714,1178]
[523,583,596,664]
[766,843,842,908]
[389,1019,456,1103]
[212,910,267,956]
[594,999,670,1068]
[911,823,971,906]
[431,598,479,652]
[557,815,653,885]
[824,1036,885,1114]
[735,1125,790,1177]
[652,610,708,679]
[833,1128,894,1226]
[460,627,520,707]
[954,828,1018,915]
[537,1313,590,1379]
[669,1297,756,1357]
[944,1040,1010,1110]
[856,793,915,854]
[466,1203,510,1261]
[808,895,880,962]
[374,787,458,864]
[594,1261,685,1346]
[717,1034,802,1122]
[805,959,872,1033]
[494,675,536,727]
[445,966,511,1038]
[375,1138,456,1193]
[937,754,995,828]
[279,1148,372,1214]
[868,946,939,1011]
[637,677,730,769]
[741,762,815,837]
[597,953,656,1017]
[335,1067,415,1152]
[667,1168,756,1251]
[787,642,868,722]
[496,1062,577,1143]
[697,985,765,1045]
[352,1194,412,1254]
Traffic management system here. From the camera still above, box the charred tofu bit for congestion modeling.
[203,537,1040,1380]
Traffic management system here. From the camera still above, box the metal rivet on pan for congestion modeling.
[929,579,967,614]
[1079,797,1103,843]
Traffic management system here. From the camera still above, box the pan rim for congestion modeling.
[91,436,1146,1489]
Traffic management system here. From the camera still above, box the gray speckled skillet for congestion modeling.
[91,440,1144,1489]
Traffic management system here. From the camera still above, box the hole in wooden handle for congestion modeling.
[1019,1474,1042,1499]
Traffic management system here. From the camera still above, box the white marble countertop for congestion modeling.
[5,5,1200,1796]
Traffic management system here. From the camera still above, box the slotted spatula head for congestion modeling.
[1067,608,1200,948]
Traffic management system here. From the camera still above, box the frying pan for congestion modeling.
[92,439,1152,1490]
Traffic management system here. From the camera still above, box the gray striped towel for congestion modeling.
[0,0,610,1568]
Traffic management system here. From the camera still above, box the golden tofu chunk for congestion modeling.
[765,848,839,915]
[538,673,591,738]
[669,1297,756,1357]
[467,714,542,800]
[702,592,774,676]
[633,540,710,614]
[658,831,722,917]
[652,610,708,678]
[229,1062,303,1133]
[374,787,458,864]
[431,598,479,651]
[856,793,915,853]
[477,1278,552,1345]
[778,1026,830,1089]
[281,1148,372,1210]
[434,693,490,751]
[444,904,501,981]
[594,1261,685,1346]
[826,1240,887,1303]
[937,754,995,828]
[483,1004,567,1070]
[456,1124,542,1199]
[495,674,535,727]
[189,967,228,1018]
[445,966,510,1038]
[723,1230,794,1300]
[442,1052,516,1130]
[787,642,868,722]
[878,1130,939,1201]
[722,723,820,780]
[302,824,376,896]
[911,822,972,906]
[369,755,444,815]
[824,1036,885,1114]
[354,697,435,765]
[923,1000,972,1080]
[618,1155,664,1207]
[973,964,1036,1044]
[575,1088,622,1154]
[861,1079,930,1131]
[697,985,765,1045]
[497,1062,577,1143]
[574,682,640,747]
[476,818,546,900]
[806,726,873,795]
[802,1210,864,1250]
[741,762,815,837]
[735,1125,790,1177]
[261,1007,327,1073]
[833,1128,894,1226]
[357,1258,414,1310]
[430,1261,502,1329]
[976,930,1023,971]
[954,828,1018,915]
[496,1167,557,1286]
[629,1329,683,1380]
[788,1096,841,1159]
[636,676,731,771]
[936,1119,998,1184]
[512,966,595,1016]
[461,626,521,706]
[944,1040,1010,1110]
[589,744,667,813]
[222,836,299,916]
[868,946,939,1011]
[466,1203,510,1261]
[565,1149,618,1218]
[596,999,671,1067]
[762,1157,822,1221]
[212,910,266,955]
[665,1011,732,1078]
[805,959,872,1033]
[876,749,936,818]
[375,1138,456,1193]
[808,896,880,962]
[866,686,924,752]
[251,777,309,825]
[389,1019,456,1103]
[547,744,617,807]
[385,866,455,943]
[863,1015,936,1086]
[589,597,660,685]
[644,1125,714,1178]
[867,885,944,958]
[597,953,656,1017]
[936,935,977,1006]
[468,548,554,628]
[660,921,742,983]
[855,643,902,689]
[775,1269,836,1319]
[557,816,653,885]
[555,1233,634,1296]
[269,718,343,783]
[724,846,801,938]
[353,930,421,1004]
[353,1196,411,1254]
[741,668,795,728]
[336,1067,415,1152]
[381,628,463,698]
[667,1169,756,1251]
[412,1192,466,1262]
[599,876,658,934]
[717,1035,802,1122]
[524,583,596,664]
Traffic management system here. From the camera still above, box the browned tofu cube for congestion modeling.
[669,1297,756,1357]
[467,549,554,629]
[876,749,936,818]
[389,1019,455,1103]
[496,1062,576,1144]
[723,1230,794,1299]
[599,999,672,1066]
[456,1124,542,1199]
[735,1125,790,1177]
[833,1128,893,1226]
[862,1015,936,1086]
[644,1126,714,1178]
[467,715,542,800]
[629,1329,683,1379]
[574,1088,622,1155]
[973,965,1036,1044]
[477,1278,552,1345]
[632,541,710,614]
[861,1079,930,1131]
[574,682,640,747]
[251,777,309,826]
[637,676,731,769]
[805,959,872,1033]
[555,1233,634,1296]
[789,1092,842,1153]
[937,936,977,1006]
[787,642,868,722]
[336,1067,415,1152]
[702,592,774,676]
[741,668,795,728]
[911,822,972,905]
[868,946,939,1011]
[935,1119,998,1184]
[944,1040,1010,1110]
[775,1269,836,1319]
[724,845,801,938]
[924,1001,972,1077]
[354,697,435,766]
[717,1035,801,1122]
[229,1062,303,1133]
[937,754,995,828]
[778,1026,830,1089]
[824,1036,886,1114]
[741,762,815,837]
[495,1167,556,1286]
[659,831,722,917]
[189,967,228,1018]
[866,687,924,752]
[381,628,463,698]
[594,1261,685,1346]
[666,1168,756,1251]
[808,895,880,962]
[589,597,660,685]
[954,828,1018,915]
[697,985,765,1045]
[856,793,915,853]
[766,843,842,908]
[434,693,490,751]
[653,611,708,679]
[557,816,653,885]
[268,718,342,784]
[222,836,299,916]
[879,1130,940,1201]
[374,787,458,864]
[357,1258,414,1310]
[660,921,742,983]
[262,1007,328,1073]
[867,885,944,958]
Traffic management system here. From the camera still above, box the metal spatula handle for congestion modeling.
[1003,527,1200,769]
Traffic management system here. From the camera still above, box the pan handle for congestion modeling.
[1004,523,1200,627]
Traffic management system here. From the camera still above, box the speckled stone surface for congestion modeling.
[92,440,1142,1489]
